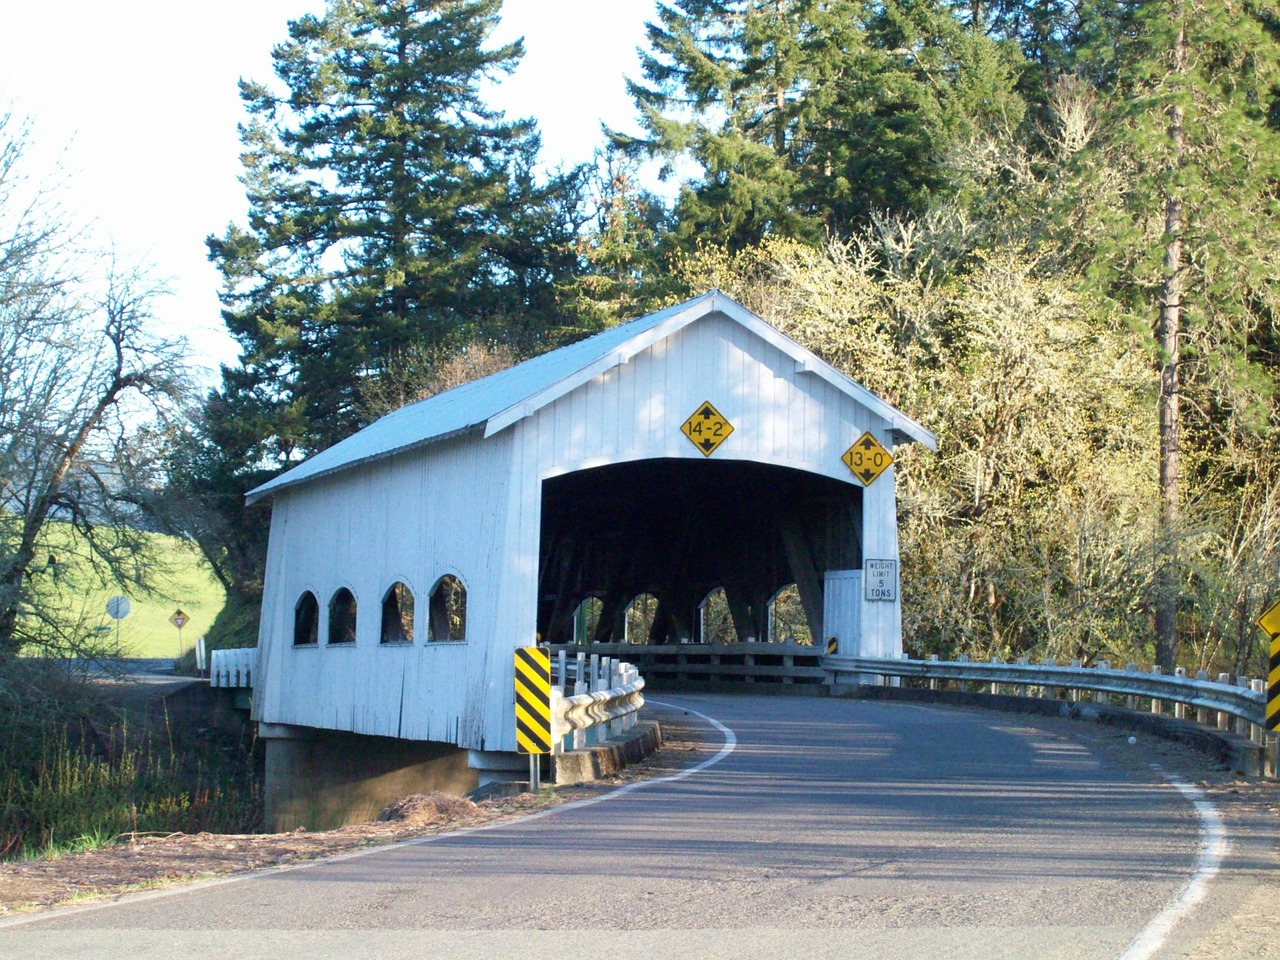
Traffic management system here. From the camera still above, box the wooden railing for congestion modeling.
[545,640,825,688]
[210,647,255,689]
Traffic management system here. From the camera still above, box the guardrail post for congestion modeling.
[1251,679,1266,743]
[1216,673,1231,730]
[610,661,623,737]
[989,656,1000,695]
[1173,667,1187,719]
[1194,671,1210,725]
[1042,658,1056,699]
[1125,663,1138,710]
[1235,677,1250,736]
[1151,665,1163,715]
[928,654,939,691]
[1016,657,1029,697]
[1070,660,1082,701]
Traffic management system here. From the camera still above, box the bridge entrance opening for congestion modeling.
[537,459,861,646]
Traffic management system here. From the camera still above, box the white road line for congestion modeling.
[1116,765,1229,960]
[0,700,737,930]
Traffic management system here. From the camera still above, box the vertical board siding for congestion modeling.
[823,570,864,654]
[255,431,520,749]
[255,308,908,751]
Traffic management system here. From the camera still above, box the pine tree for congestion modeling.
[1071,0,1280,668]
[208,0,578,453]
[618,0,1026,248]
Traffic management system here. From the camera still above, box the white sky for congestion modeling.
[0,1,660,381]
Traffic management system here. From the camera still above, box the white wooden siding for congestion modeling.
[255,307,908,752]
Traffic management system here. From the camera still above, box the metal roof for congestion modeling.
[245,291,936,502]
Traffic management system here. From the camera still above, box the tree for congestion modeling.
[1070,0,1280,668]
[671,229,1157,663]
[617,0,1026,247]
[0,112,191,656]
[208,0,584,456]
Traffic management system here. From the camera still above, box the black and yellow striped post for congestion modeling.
[514,646,552,789]
[826,636,838,656]
[1269,636,1280,733]
[1257,600,1280,733]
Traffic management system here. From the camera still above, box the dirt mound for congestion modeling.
[377,792,478,826]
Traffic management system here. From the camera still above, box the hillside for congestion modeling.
[28,524,226,659]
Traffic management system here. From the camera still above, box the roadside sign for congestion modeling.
[681,401,734,456]
[170,609,190,630]
[1269,639,1279,732]
[826,636,837,656]
[865,560,898,601]
[105,595,131,620]
[1258,599,1280,731]
[514,646,552,755]
[1257,599,1280,640]
[842,432,893,486]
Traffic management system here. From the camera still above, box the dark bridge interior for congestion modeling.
[537,458,861,644]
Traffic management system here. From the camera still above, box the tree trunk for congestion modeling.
[1154,21,1187,670]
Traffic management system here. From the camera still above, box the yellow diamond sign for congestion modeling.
[681,401,734,456]
[842,431,893,486]
[1257,598,1280,639]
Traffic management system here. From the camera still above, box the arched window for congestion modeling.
[428,575,466,642]
[624,593,658,645]
[328,588,357,645]
[572,596,602,645]
[768,583,811,645]
[698,587,738,644]
[381,582,415,644]
[294,591,318,646]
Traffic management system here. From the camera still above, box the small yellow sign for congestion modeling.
[842,432,893,486]
[681,401,734,457]
[1257,599,1280,639]
[169,609,190,630]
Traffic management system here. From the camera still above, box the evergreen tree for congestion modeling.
[190,0,587,615]
[208,0,579,454]
[1070,0,1280,667]
[618,0,1026,248]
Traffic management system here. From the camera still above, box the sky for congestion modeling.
[0,0,660,381]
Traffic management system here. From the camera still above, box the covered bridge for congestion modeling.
[246,291,935,821]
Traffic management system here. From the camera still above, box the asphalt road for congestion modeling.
[1,694,1263,959]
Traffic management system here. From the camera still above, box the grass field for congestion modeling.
[28,524,226,659]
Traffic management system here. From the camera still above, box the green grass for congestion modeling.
[27,523,226,660]
[0,718,261,860]
[0,659,262,860]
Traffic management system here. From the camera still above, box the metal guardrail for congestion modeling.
[826,654,1270,744]
[549,649,645,751]
[210,647,255,689]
